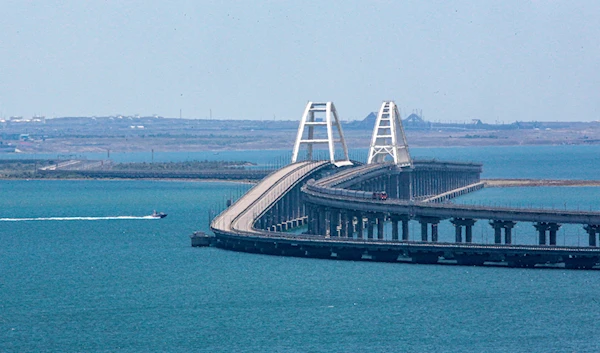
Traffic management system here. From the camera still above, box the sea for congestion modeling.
[2,145,600,352]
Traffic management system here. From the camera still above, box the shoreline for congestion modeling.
[4,141,600,154]
[0,177,257,184]
[484,179,600,187]
[1,175,599,188]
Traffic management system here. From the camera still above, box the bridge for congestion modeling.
[210,101,600,269]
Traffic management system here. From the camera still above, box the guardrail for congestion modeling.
[210,161,329,233]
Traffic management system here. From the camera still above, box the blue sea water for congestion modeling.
[2,145,600,352]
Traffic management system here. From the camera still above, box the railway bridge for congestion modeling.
[210,101,600,269]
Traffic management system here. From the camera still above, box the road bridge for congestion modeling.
[209,100,600,269]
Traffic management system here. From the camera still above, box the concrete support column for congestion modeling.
[548,223,561,246]
[490,220,516,244]
[418,217,440,242]
[350,213,357,236]
[584,225,599,247]
[277,201,284,225]
[355,212,364,239]
[402,218,409,241]
[376,214,385,240]
[420,221,428,241]
[504,223,515,244]
[310,205,318,235]
[272,202,280,226]
[299,194,305,221]
[290,187,297,219]
[265,210,272,229]
[367,214,375,239]
[306,206,312,234]
[283,194,290,222]
[534,222,550,245]
[451,218,477,243]
[340,211,349,238]
[297,188,303,219]
[465,224,473,243]
[493,223,502,244]
[329,208,339,237]
[295,187,301,219]
[318,207,327,236]
[391,216,399,241]
[454,223,462,243]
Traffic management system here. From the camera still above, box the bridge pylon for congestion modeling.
[367,101,412,167]
[291,102,352,167]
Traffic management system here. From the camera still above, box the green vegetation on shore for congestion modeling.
[0,160,56,178]
[0,159,258,179]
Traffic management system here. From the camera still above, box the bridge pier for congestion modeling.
[367,214,375,239]
[340,211,349,238]
[490,220,516,244]
[329,208,340,237]
[306,204,313,234]
[420,222,427,241]
[390,215,410,241]
[535,222,561,246]
[451,218,476,243]
[391,216,399,241]
[318,207,327,236]
[283,192,290,224]
[377,214,385,240]
[276,202,283,226]
[584,225,600,247]
[355,211,364,239]
[535,222,548,245]
[418,217,440,242]
[549,223,560,245]
[402,217,409,241]
[309,204,318,234]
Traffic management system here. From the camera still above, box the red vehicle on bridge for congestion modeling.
[372,191,388,201]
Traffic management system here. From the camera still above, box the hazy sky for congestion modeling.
[1,1,599,122]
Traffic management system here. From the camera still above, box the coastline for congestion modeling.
[2,174,599,188]
[0,176,257,184]
[484,179,600,187]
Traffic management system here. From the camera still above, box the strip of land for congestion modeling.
[484,179,600,187]
[0,159,270,181]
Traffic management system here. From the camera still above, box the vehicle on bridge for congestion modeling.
[372,191,388,200]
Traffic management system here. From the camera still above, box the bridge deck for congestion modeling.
[210,161,600,269]
[303,186,600,225]
[212,161,328,234]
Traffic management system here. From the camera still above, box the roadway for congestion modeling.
[211,161,329,234]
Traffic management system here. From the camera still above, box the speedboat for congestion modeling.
[150,210,167,219]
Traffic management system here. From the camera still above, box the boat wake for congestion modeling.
[0,216,161,222]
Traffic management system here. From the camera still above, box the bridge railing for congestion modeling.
[211,161,329,233]
[232,161,328,232]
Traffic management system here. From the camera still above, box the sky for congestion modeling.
[0,1,599,122]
